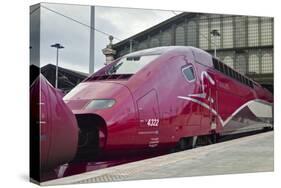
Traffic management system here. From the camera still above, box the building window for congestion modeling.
[222,17,233,48]
[187,21,197,47]
[119,45,130,57]
[150,36,159,47]
[223,56,234,68]
[261,17,273,46]
[161,30,172,46]
[236,54,247,74]
[235,16,246,47]
[248,17,259,47]
[199,16,209,49]
[175,25,185,46]
[248,54,259,74]
[182,65,195,82]
[261,53,273,73]
[138,41,147,50]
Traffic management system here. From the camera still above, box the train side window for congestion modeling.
[235,72,239,81]
[228,69,231,77]
[238,74,242,83]
[247,78,251,87]
[233,71,236,80]
[229,69,233,78]
[242,76,246,84]
[222,62,226,74]
[250,81,254,88]
[225,66,230,77]
[212,57,219,70]
[182,66,196,82]
[218,61,222,73]
[224,64,229,76]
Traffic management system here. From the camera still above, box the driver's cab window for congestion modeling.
[182,65,195,82]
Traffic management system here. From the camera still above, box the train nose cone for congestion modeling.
[63,81,129,102]
[63,81,136,161]
[63,81,132,114]
[30,74,79,172]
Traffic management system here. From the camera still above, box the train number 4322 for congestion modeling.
[147,119,159,127]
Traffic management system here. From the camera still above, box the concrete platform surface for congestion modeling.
[42,131,274,186]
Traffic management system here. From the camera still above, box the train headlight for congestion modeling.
[85,99,116,110]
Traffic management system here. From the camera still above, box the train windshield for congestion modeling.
[107,55,159,75]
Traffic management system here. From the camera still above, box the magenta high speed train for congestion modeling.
[63,46,273,160]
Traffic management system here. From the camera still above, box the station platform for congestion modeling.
[42,131,274,186]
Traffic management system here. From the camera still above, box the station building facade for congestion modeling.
[112,12,273,90]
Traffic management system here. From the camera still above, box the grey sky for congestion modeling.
[32,3,179,73]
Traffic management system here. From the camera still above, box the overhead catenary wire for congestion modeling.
[31,4,122,41]
[31,5,250,45]
[31,5,222,48]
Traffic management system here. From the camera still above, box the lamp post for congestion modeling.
[210,29,220,57]
[50,43,64,88]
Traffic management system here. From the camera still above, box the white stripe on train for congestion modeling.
[177,96,272,127]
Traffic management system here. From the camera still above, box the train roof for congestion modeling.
[123,46,259,89]
[124,46,205,57]
[87,46,263,92]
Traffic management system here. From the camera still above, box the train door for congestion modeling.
[136,89,160,148]
[205,71,218,131]
[200,71,218,133]
[182,65,201,127]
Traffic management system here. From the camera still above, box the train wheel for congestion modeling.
[178,137,196,151]
[178,138,188,151]
[196,135,212,146]
[210,132,218,144]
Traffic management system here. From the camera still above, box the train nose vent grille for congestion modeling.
[73,114,107,162]
[87,74,133,81]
